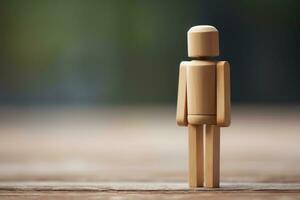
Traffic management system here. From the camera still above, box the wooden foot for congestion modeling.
[188,124,204,187]
[204,125,220,188]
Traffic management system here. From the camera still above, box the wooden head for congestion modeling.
[188,25,219,58]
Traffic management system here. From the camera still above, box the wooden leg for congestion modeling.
[188,124,204,187]
[204,125,220,188]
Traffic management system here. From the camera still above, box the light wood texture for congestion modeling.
[179,25,229,189]
[205,125,220,188]
[188,25,219,57]
[1,181,300,192]
[186,60,216,116]
[1,182,300,200]
[0,106,300,199]
[188,125,204,187]
[217,61,231,127]
[1,188,300,200]
[176,62,188,126]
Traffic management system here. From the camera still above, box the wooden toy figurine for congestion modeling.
[176,25,231,188]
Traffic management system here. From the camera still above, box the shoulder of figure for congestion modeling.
[217,61,230,67]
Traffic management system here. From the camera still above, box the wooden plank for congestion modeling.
[0,106,299,198]
[0,182,300,200]
[0,182,300,192]
[1,191,300,200]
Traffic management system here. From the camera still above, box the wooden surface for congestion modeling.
[0,105,299,199]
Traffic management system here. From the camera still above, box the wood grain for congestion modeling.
[1,191,300,200]
[0,182,300,200]
[0,106,299,199]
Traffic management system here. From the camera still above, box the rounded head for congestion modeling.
[187,25,219,57]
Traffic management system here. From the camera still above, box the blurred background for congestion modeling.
[0,0,300,189]
[0,0,299,106]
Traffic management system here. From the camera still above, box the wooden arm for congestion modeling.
[216,61,231,127]
[176,61,188,126]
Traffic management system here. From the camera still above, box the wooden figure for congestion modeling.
[176,25,231,188]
